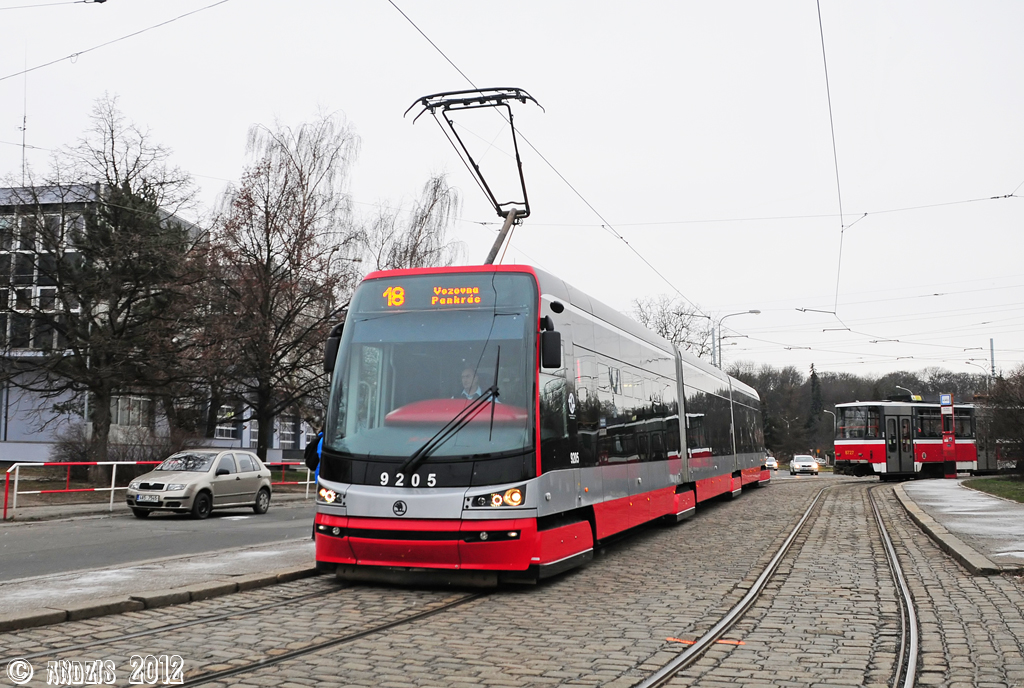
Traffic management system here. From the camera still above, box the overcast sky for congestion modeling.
[2,1,1022,383]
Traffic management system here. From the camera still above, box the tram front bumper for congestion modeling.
[314,514,538,571]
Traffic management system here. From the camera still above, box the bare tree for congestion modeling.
[1,95,199,463]
[210,114,361,459]
[631,294,714,360]
[361,173,462,270]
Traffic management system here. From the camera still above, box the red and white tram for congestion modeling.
[313,265,769,584]
[833,399,994,479]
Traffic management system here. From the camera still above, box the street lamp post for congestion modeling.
[716,310,760,368]
[895,385,915,398]
[965,361,991,392]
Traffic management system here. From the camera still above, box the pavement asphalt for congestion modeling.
[0,476,1020,634]
[897,476,1024,575]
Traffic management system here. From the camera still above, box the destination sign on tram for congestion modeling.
[357,275,498,312]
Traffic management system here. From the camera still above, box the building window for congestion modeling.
[111,396,152,428]
[215,405,239,439]
[249,419,259,448]
[0,215,14,250]
[279,416,298,450]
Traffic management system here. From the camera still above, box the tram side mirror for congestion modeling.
[323,319,346,374]
[541,330,562,369]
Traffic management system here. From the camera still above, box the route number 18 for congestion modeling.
[383,286,405,307]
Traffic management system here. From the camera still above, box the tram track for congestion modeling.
[2,577,488,688]
[869,485,919,688]
[0,583,342,665]
[3,479,928,687]
[634,481,919,688]
[176,591,487,687]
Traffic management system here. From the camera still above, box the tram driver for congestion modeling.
[456,367,484,400]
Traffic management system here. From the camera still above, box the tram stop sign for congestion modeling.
[940,393,957,478]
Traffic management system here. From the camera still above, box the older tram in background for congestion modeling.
[833,398,999,479]
[312,264,769,584]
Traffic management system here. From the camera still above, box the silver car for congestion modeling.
[125,450,273,519]
[790,454,820,476]
[765,456,778,471]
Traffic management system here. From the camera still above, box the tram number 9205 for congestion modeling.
[380,472,437,487]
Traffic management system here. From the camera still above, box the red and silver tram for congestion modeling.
[313,265,769,583]
[833,399,992,479]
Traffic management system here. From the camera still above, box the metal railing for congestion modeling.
[3,460,315,520]
[3,460,159,520]
[265,461,314,500]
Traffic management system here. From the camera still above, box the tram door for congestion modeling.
[885,415,914,474]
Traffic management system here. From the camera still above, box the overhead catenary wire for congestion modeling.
[816,0,847,314]
[386,0,709,318]
[0,0,232,83]
[0,0,89,10]
[458,191,1021,229]
[386,0,1024,372]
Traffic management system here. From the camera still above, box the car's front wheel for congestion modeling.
[191,492,212,520]
[131,508,151,519]
[253,487,271,515]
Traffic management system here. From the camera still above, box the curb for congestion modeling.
[893,484,1005,576]
[0,565,320,633]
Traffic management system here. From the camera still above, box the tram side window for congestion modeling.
[574,350,600,466]
[955,412,973,438]
[637,434,649,461]
[733,405,758,454]
[915,408,942,439]
[685,413,708,452]
[539,374,569,471]
[650,432,666,462]
[838,407,881,439]
[667,426,680,455]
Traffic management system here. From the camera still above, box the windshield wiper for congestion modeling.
[398,384,499,477]
[400,349,502,477]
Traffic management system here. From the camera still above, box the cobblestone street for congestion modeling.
[4,477,1024,687]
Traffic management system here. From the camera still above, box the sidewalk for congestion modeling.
[0,539,318,632]
[0,494,320,632]
[897,477,1024,575]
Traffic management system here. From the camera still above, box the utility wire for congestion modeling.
[816,0,846,314]
[386,0,708,317]
[465,192,1020,228]
[0,0,86,10]
[0,0,232,83]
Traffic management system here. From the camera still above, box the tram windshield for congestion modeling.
[323,272,536,461]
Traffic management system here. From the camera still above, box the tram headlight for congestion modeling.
[318,487,337,504]
[468,486,526,509]
[503,488,523,506]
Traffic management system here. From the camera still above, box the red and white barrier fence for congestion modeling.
[3,461,160,520]
[265,461,314,500]
[3,459,316,520]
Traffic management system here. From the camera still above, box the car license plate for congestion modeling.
[136,494,160,503]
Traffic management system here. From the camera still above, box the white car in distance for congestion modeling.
[790,455,820,476]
